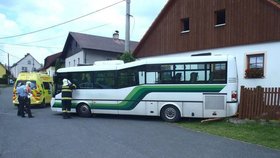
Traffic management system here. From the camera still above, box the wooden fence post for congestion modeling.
[239,86,245,119]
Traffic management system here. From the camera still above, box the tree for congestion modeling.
[118,52,135,63]
[55,58,65,71]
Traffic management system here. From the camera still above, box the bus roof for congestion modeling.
[57,55,233,73]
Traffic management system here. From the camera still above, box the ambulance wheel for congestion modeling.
[160,105,181,122]
[40,99,46,108]
[77,103,91,117]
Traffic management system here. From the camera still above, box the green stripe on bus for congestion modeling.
[53,85,225,110]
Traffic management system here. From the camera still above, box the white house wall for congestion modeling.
[141,41,280,88]
[65,51,84,67]
[46,67,56,77]
[65,50,121,67]
[10,55,42,78]
[84,51,119,65]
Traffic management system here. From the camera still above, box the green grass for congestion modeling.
[178,119,280,150]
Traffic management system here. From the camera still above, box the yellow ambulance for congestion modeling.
[13,72,53,107]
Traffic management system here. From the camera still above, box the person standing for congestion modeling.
[61,78,76,119]
[16,82,25,116]
[16,82,33,118]
[25,81,34,118]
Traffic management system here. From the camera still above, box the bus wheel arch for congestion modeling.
[76,103,91,117]
[160,104,181,122]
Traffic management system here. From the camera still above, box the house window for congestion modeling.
[22,67,27,71]
[27,60,31,65]
[245,54,264,78]
[181,18,190,33]
[215,9,226,26]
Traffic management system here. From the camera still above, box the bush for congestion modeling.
[0,74,8,84]
[118,52,135,63]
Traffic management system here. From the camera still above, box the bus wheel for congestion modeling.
[160,105,181,122]
[77,103,91,117]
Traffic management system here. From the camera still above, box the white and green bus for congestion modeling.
[51,55,238,122]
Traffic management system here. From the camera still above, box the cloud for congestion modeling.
[0,0,168,66]
[0,13,20,36]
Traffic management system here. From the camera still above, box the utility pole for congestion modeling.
[125,0,131,53]
[7,53,9,72]
[7,53,10,84]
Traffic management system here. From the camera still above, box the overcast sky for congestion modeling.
[0,0,168,66]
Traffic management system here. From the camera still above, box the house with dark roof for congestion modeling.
[61,32,138,67]
[0,62,7,79]
[133,0,280,88]
[0,63,8,84]
[40,52,62,77]
[10,53,42,78]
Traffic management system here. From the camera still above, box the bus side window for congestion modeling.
[138,71,145,85]
[94,71,115,89]
[146,72,159,84]
[211,63,227,83]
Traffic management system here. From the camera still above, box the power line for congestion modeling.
[0,43,61,49]
[80,23,111,33]
[0,0,125,40]
[0,23,111,48]
[16,23,111,45]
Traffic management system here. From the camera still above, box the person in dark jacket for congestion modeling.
[16,82,25,117]
[16,82,33,118]
[61,78,76,119]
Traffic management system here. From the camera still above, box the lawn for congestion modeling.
[178,118,280,150]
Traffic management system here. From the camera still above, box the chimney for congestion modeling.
[113,30,119,40]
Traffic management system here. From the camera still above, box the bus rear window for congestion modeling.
[15,80,37,89]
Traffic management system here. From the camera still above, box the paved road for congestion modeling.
[0,86,279,158]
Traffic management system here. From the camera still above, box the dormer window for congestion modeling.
[215,9,226,27]
[181,18,190,33]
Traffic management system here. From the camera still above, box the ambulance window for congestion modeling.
[16,80,36,89]
[30,81,37,89]
[43,82,50,90]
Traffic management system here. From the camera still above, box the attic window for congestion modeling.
[181,18,190,33]
[215,9,226,27]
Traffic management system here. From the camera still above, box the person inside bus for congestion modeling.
[173,73,182,83]
[190,72,198,83]
[61,78,76,119]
